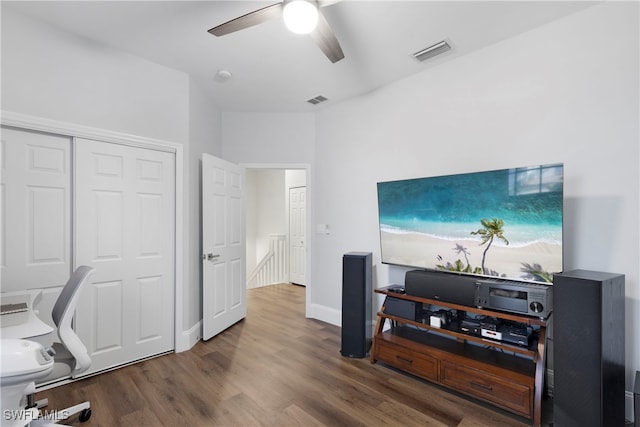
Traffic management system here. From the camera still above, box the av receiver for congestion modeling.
[474,279,552,319]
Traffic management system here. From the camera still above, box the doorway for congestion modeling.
[244,165,311,314]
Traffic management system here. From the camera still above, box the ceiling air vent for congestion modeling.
[413,40,451,62]
[307,95,328,105]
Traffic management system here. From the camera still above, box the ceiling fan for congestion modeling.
[208,0,344,63]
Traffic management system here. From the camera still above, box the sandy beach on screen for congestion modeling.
[381,230,562,280]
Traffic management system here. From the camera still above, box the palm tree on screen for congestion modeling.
[471,218,509,275]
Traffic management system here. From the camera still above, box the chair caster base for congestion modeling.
[79,408,91,423]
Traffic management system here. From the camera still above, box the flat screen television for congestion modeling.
[377,164,563,284]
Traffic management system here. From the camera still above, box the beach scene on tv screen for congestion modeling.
[378,164,563,283]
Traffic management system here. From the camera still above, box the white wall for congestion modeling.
[1,7,189,144]
[185,80,222,340]
[245,169,287,277]
[221,112,315,164]
[311,0,639,403]
[286,170,307,189]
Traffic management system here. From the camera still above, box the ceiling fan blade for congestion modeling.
[208,2,284,37]
[310,10,344,63]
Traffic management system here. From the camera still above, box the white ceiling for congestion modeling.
[4,1,598,113]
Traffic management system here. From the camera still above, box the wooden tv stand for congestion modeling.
[371,286,548,426]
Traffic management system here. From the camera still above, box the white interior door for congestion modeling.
[289,186,306,285]
[74,138,175,375]
[0,127,72,291]
[202,153,246,341]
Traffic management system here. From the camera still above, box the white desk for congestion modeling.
[0,291,54,347]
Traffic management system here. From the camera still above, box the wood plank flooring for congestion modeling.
[37,284,548,426]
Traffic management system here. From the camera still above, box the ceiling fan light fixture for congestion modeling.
[283,1,319,34]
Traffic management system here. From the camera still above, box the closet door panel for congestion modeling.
[92,280,125,354]
[74,138,175,375]
[0,127,71,292]
[94,190,124,261]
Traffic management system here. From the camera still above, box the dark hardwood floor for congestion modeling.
[38,284,546,426]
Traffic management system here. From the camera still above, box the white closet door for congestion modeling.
[74,138,175,375]
[1,127,72,292]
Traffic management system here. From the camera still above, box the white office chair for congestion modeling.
[31,266,96,425]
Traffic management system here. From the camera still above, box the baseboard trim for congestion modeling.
[176,321,202,352]
[625,390,635,423]
[307,303,341,327]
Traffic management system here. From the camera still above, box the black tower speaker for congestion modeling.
[553,269,625,427]
[341,252,372,358]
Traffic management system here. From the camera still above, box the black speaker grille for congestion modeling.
[341,252,372,358]
[553,270,625,427]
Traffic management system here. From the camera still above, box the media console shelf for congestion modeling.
[371,286,548,426]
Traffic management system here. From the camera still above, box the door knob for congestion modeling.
[202,253,220,261]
